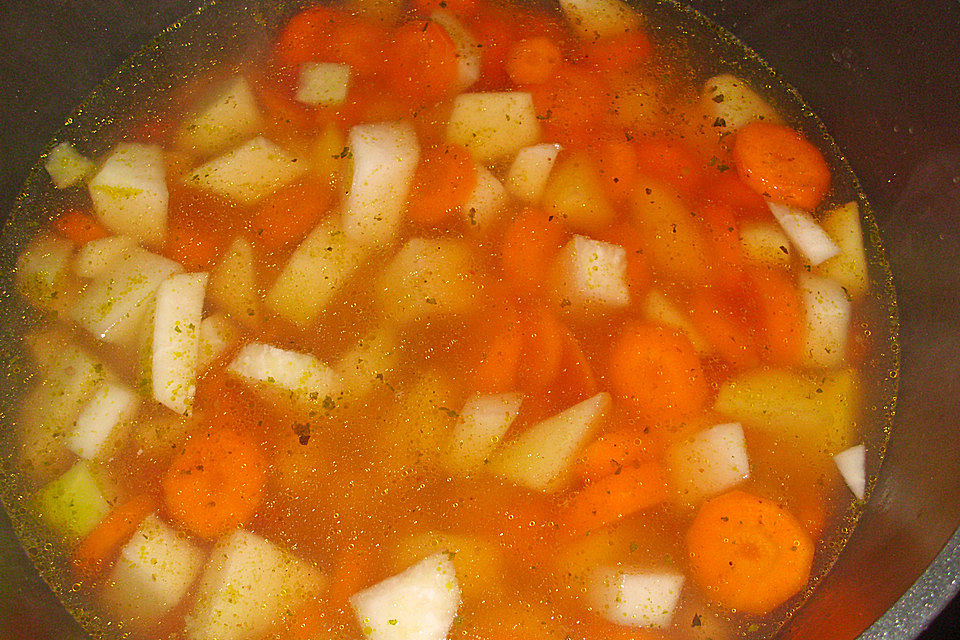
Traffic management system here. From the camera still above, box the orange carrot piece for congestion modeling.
[326,540,374,611]
[559,324,599,402]
[593,139,638,204]
[505,37,562,86]
[528,64,610,148]
[689,291,761,370]
[254,79,319,132]
[517,306,565,394]
[72,494,156,578]
[608,323,708,424]
[686,489,815,614]
[273,5,337,67]
[473,302,524,394]
[52,209,109,246]
[500,208,567,298]
[577,428,655,483]
[562,462,667,532]
[282,600,328,640]
[162,221,225,271]
[386,20,459,104]
[697,201,744,271]
[408,143,477,225]
[251,179,332,252]
[470,4,520,91]
[582,30,654,74]
[732,121,831,211]
[634,139,706,197]
[702,171,771,221]
[747,266,804,366]
[162,428,266,539]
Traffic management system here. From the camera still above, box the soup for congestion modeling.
[3,0,897,639]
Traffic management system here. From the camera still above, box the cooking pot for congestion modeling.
[1,1,958,639]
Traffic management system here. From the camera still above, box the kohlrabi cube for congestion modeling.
[461,166,508,233]
[446,92,540,163]
[185,136,306,204]
[667,422,750,503]
[176,76,262,156]
[701,74,780,132]
[149,272,208,415]
[44,141,95,189]
[815,201,869,300]
[506,143,562,202]
[554,235,630,313]
[739,221,793,268]
[197,312,239,372]
[15,232,74,311]
[72,235,135,279]
[800,273,852,369]
[586,567,685,629]
[226,342,340,409]
[431,10,481,91]
[296,62,352,107]
[443,393,523,475]
[337,324,401,398]
[88,143,168,245]
[35,460,110,543]
[65,381,140,460]
[209,236,260,327]
[558,0,642,40]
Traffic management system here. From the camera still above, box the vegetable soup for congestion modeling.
[2,0,898,639]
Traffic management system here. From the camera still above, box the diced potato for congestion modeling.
[197,313,240,371]
[488,392,611,492]
[15,232,74,311]
[632,179,711,284]
[739,221,792,268]
[266,219,371,327]
[72,246,183,345]
[559,0,642,40]
[461,166,509,232]
[89,143,168,245]
[102,514,206,626]
[185,136,306,204]
[209,236,260,326]
[701,74,780,131]
[446,92,540,163]
[834,444,866,500]
[814,201,869,300]
[343,121,420,247]
[819,367,861,454]
[296,62,352,107]
[554,235,630,313]
[337,324,401,397]
[587,568,685,629]
[35,460,110,543]
[149,272,208,415]
[392,531,504,602]
[376,238,481,323]
[377,370,458,472]
[506,143,562,202]
[431,10,481,91]
[184,530,325,640]
[65,381,140,460]
[768,202,840,267]
[800,273,851,369]
[608,72,669,134]
[45,142,94,188]
[226,343,340,409]
[443,393,523,474]
[175,76,262,156]
[73,235,135,279]
[542,152,616,233]
[666,423,750,503]
[640,290,712,355]
[350,553,460,640]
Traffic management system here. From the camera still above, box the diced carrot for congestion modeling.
[576,428,656,483]
[162,428,266,539]
[579,614,671,640]
[161,221,225,271]
[505,37,562,86]
[697,201,744,272]
[408,143,477,226]
[385,20,459,104]
[281,600,328,640]
[732,121,831,211]
[634,139,706,198]
[562,462,667,532]
[326,539,374,611]
[473,302,523,394]
[685,489,814,614]
[517,306,565,395]
[592,138,639,204]
[688,289,761,370]
[582,30,654,75]
[412,0,478,18]
[559,324,599,402]
[273,5,337,67]
[251,178,332,252]
[324,17,388,79]
[746,266,804,366]
[253,77,319,133]
[470,4,520,91]
[499,208,567,298]
[52,209,109,246]
[702,171,771,221]
[528,64,611,148]
[196,374,268,435]
[608,323,708,424]
[72,494,156,578]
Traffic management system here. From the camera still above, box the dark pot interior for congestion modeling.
[1,1,959,639]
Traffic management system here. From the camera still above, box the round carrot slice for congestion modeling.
[686,489,815,614]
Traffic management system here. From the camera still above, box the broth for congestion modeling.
[0,1,899,639]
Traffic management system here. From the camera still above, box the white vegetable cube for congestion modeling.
[35,460,110,543]
[209,236,260,326]
[150,272,208,415]
[176,76,263,155]
[89,143,168,245]
[186,136,306,204]
[103,514,206,626]
[800,273,851,369]
[431,10,481,91]
[45,142,94,188]
[555,235,630,312]
[296,62,352,107]
[558,0,642,40]
[666,423,749,502]
[461,166,508,232]
[587,568,685,629]
[506,143,562,202]
[185,530,325,640]
[73,235,134,279]
[446,92,540,163]
[226,343,340,407]
[376,238,481,323]
[72,246,183,345]
[488,392,611,492]
[443,393,523,475]
[15,233,73,309]
[266,219,372,327]
[701,74,779,131]
[834,444,866,500]
[767,201,840,266]
[197,313,240,371]
[343,121,420,247]
[65,381,140,459]
[739,221,792,268]
[815,201,869,300]
[350,553,460,640]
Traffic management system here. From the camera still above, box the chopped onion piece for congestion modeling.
[834,444,866,500]
[586,567,685,629]
[767,201,840,266]
[461,166,508,232]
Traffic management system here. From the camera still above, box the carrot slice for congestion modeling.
[470,4,520,91]
[562,462,667,532]
[162,428,266,539]
[505,37,562,86]
[697,201,744,272]
[500,208,567,298]
[582,30,654,74]
[686,489,815,614]
[559,324,599,402]
[634,139,706,197]
[517,306,565,394]
[408,143,477,225]
[592,139,639,204]
[52,209,109,246]
[702,171,771,221]
[386,20,459,104]
[473,302,523,394]
[282,600,328,640]
[161,221,225,271]
[608,323,708,424]
[251,178,332,252]
[576,428,655,483]
[688,290,761,370]
[747,266,804,366]
[732,121,831,211]
[528,64,610,148]
[72,494,156,578]
[273,5,337,67]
